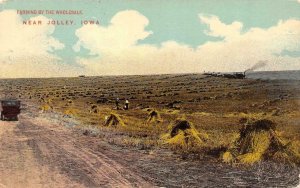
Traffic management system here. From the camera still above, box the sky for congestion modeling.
[0,0,300,78]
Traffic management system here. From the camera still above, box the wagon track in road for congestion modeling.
[0,116,152,188]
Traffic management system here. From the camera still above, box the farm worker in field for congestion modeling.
[124,99,129,110]
[115,98,120,110]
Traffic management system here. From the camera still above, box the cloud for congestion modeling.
[75,41,198,75]
[0,10,82,78]
[197,15,300,71]
[1,9,299,78]
[74,10,203,75]
[0,0,7,4]
[74,10,300,76]
[199,14,243,41]
[74,10,152,54]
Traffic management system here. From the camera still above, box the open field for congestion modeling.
[0,107,298,187]
[1,74,300,158]
[0,73,300,186]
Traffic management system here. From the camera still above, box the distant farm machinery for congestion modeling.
[204,71,246,79]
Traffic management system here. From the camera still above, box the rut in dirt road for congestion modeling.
[0,115,152,188]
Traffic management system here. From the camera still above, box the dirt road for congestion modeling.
[0,113,152,188]
[0,105,299,188]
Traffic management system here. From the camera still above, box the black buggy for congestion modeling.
[0,100,21,121]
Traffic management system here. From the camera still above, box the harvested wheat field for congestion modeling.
[161,119,208,150]
[0,72,300,187]
[223,119,300,165]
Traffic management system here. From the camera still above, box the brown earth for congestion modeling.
[0,106,152,188]
[0,103,298,187]
[0,74,300,187]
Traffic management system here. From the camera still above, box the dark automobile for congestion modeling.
[0,100,21,121]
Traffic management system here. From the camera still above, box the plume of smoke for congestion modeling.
[245,60,268,72]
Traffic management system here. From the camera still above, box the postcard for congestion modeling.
[0,0,299,187]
